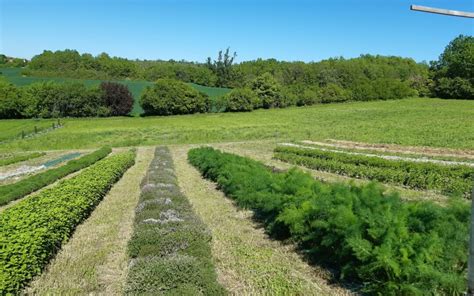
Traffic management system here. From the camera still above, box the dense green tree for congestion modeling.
[0,80,25,118]
[431,35,474,99]
[250,73,283,108]
[223,88,258,112]
[140,79,209,115]
[100,82,133,116]
[206,48,237,87]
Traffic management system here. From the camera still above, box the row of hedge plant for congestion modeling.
[0,152,45,167]
[273,145,473,196]
[0,79,133,119]
[188,147,469,295]
[0,147,111,206]
[125,146,225,295]
[0,150,135,294]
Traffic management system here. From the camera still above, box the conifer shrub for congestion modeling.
[188,147,469,295]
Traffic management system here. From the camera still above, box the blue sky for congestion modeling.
[1,0,472,63]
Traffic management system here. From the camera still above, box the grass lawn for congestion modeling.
[0,98,472,152]
[0,68,231,116]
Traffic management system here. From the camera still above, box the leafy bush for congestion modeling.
[320,83,352,103]
[431,35,474,100]
[223,88,258,112]
[0,152,45,167]
[140,79,210,115]
[125,147,224,295]
[273,145,473,196]
[100,82,134,116]
[0,147,111,206]
[23,81,109,118]
[250,72,283,108]
[0,150,135,294]
[188,147,469,295]
[0,79,26,119]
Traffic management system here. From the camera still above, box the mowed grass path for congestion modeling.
[0,98,472,152]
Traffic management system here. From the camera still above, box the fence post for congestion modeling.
[468,184,474,295]
[34,126,38,134]
[21,131,25,139]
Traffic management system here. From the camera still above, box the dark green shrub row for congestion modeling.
[273,145,473,196]
[0,152,45,167]
[0,147,111,206]
[0,80,133,119]
[125,147,224,295]
[0,150,135,294]
[188,147,469,295]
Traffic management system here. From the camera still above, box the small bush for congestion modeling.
[100,81,134,116]
[223,88,258,112]
[140,79,210,115]
[250,72,284,108]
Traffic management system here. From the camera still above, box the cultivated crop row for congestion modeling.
[189,147,469,295]
[0,150,135,294]
[0,147,111,206]
[126,147,224,295]
[0,152,45,167]
[274,145,473,196]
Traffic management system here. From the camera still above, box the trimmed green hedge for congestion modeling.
[125,147,224,295]
[274,145,473,196]
[0,152,45,167]
[188,147,469,295]
[0,147,111,206]
[0,150,135,294]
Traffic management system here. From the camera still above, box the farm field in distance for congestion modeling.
[0,97,472,152]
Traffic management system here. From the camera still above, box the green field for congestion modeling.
[0,68,230,116]
[0,97,472,152]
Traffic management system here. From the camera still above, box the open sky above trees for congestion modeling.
[1,0,473,63]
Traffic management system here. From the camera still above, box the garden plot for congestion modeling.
[282,142,474,167]
[171,145,350,295]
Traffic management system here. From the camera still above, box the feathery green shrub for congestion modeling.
[0,150,135,294]
[125,147,225,295]
[188,147,469,295]
[273,145,473,196]
[0,146,111,206]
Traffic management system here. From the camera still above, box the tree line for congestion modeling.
[0,80,133,119]
[0,35,471,119]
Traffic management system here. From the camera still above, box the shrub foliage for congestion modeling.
[125,147,224,295]
[100,81,134,116]
[188,147,469,295]
[273,145,474,196]
[0,150,135,294]
[140,79,210,116]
